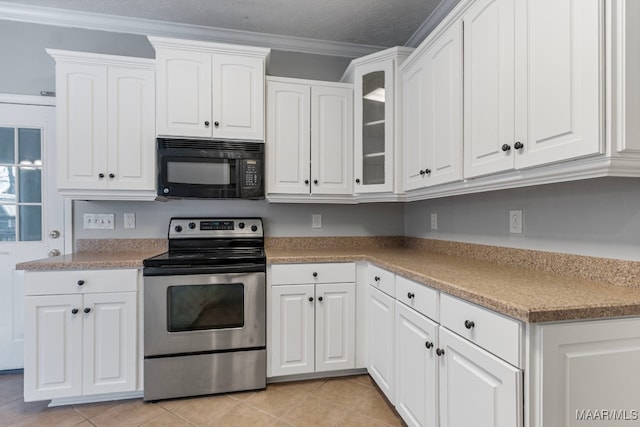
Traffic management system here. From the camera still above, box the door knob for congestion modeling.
[49,230,60,239]
[47,249,61,257]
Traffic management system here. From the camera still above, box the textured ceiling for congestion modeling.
[1,0,442,47]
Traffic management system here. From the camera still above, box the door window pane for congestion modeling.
[0,204,16,242]
[18,167,41,203]
[0,166,16,197]
[0,128,15,163]
[18,128,42,163]
[18,205,41,241]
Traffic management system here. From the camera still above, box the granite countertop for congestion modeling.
[266,246,640,323]
[15,250,163,271]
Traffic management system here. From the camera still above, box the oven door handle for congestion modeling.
[143,263,265,276]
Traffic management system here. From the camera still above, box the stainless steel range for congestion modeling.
[142,217,266,401]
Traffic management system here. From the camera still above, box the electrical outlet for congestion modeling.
[430,213,438,230]
[312,214,322,229]
[509,210,523,234]
[83,214,115,230]
[124,213,136,229]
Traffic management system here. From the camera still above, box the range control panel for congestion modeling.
[168,218,263,239]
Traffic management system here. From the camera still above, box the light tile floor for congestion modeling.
[0,373,405,426]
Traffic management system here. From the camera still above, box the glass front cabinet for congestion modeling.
[346,47,413,195]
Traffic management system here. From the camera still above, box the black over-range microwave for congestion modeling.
[156,138,264,199]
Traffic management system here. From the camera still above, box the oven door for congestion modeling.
[144,272,265,357]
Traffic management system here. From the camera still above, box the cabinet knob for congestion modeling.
[304,179,309,185]
[407,292,415,299]
[71,308,79,315]
[419,170,425,176]
[464,320,475,329]
[425,169,431,175]
[318,296,323,302]
[374,276,380,282]
[425,341,433,349]
[436,348,445,356]
[355,178,360,184]
[98,173,105,179]
[312,272,318,278]
[84,307,91,314]
[204,121,210,127]
[214,121,220,128]
[109,173,115,179]
[308,296,314,302]
[313,179,318,184]
[77,280,85,286]
[501,144,511,152]
[514,141,524,150]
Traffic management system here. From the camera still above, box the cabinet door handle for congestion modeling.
[419,169,425,176]
[312,272,318,278]
[109,173,115,179]
[71,308,79,315]
[83,307,91,314]
[514,141,524,150]
[318,296,323,302]
[308,296,314,302]
[355,178,360,184]
[214,121,220,128]
[464,320,475,329]
[304,179,309,185]
[98,173,105,179]
[425,341,433,349]
[204,121,210,127]
[425,169,431,175]
[436,348,445,356]
[77,280,85,286]
[374,276,380,282]
[407,292,415,299]
[502,144,511,152]
[313,179,318,184]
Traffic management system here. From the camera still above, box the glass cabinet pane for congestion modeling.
[362,71,386,186]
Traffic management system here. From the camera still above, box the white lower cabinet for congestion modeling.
[24,270,138,402]
[270,263,356,377]
[367,285,396,403]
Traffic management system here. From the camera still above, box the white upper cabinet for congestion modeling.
[48,50,155,196]
[150,37,269,141]
[463,0,603,178]
[266,77,353,198]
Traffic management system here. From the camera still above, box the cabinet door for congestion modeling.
[107,66,155,190]
[367,285,395,404]
[56,62,108,189]
[402,55,428,192]
[463,0,516,178]
[266,81,311,194]
[24,295,83,401]
[537,318,640,427]
[439,328,522,427]
[271,284,315,376]
[212,54,265,140]
[354,60,394,194]
[155,48,212,138]
[315,282,355,372]
[395,302,438,427]
[83,292,137,396]
[311,85,353,195]
[514,0,603,168]
[424,20,463,187]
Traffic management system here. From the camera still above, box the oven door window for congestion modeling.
[167,283,244,332]
[166,158,236,186]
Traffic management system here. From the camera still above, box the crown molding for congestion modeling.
[405,0,461,47]
[0,1,384,58]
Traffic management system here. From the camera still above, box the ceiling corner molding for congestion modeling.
[0,1,384,58]
[404,0,461,47]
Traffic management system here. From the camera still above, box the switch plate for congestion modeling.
[509,210,523,234]
[430,213,438,230]
[83,214,115,230]
[124,213,136,229]
[312,214,322,229]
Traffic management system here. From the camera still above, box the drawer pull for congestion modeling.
[464,320,475,329]
[407,292,415,299]
[312,272,318,278]
[425,341,433,349]
[318,296,323,302]
[436,348,445,357]
[83,307,91,314]
[308,297,314,302]
[77,280,85,286]
[374,276,380,282]
[71,308,79,315]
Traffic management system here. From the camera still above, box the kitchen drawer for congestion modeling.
[270,263,355,285]
[368,264,395,297]
[440,293,522,368]
[24,269,139,296]
[396,275,438,321]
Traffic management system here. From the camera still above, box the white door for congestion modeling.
[367,285,395,404]
[402,55,428,192]
[439,327,522,427]
[270,284,315,376]
[395,302,438,427]
[0,100,64,370]
[311,85,353,195]
[315,282,355,372]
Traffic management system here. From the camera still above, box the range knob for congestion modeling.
[238,222,246,229]
[251,225,258,232]
[188,222,196,229]
[174,225,183,233]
